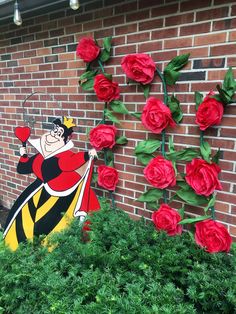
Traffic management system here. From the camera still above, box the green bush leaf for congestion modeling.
[164,53,190,86]
[131,112,142,120]
[168,95,183,123]
[204,195,216,213]
[142,84,150,99]
[179,215,211,225]
[137,188,163,203]
[200,141,211,163]
[104,109,121,124]
[178,207,185,219]
[135,139,161,155]
[80,78,94,90]
[166,148,200,161]
[80,71,96,80]
[110,100,129,114]
[79,71,96,90]
[177,188,208,206]
[177,181,191,190]
[195,91,203,110]
[116,136,128,145]
[136,153,153,165]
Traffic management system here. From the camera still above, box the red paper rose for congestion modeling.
[152,204,183,236]
[94,74,120,103]
[144,156,176,189]
[121,53,156,85]
[185,158,222,197]
[195,219,232,253]
[196,92,224,131]
[76,37,100,63]
[97,165,119,191]
[89,124,117,151]
[141,97,176,134]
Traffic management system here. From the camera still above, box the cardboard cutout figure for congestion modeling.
[4,117,100,250]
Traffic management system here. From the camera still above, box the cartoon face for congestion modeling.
[40,124,65,157]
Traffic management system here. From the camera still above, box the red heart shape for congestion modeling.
[14,127,31,143]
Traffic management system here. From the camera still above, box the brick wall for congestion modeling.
[0,0,236,239]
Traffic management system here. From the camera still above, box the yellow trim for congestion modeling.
[4,221,18,251]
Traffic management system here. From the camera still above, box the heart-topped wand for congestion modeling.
[14,127,31,157]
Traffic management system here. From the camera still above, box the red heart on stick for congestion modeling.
[14,127,31,143]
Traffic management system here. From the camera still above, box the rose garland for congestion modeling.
[76,37,129,207]
[121,53,235,253]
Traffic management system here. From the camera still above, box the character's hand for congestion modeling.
[20,147,27,156]
[88,148,98,159]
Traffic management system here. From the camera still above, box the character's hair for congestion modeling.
[53,118,74,143]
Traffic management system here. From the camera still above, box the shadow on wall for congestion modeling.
[0,201,8,230]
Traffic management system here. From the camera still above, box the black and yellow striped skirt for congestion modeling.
[4,179,85,251]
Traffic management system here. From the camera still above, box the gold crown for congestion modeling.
[63,117,76,129]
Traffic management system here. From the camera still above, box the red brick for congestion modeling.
[138,41,162,53]
[104,15,125,27]
[139,18,163,31]
[164,37,192,49]
[194,32,226,46]
[126,9,149,22]
[152,3,178,17]
[127,32,150,44]
[115,23,137,36]
[213,18,236,31]
[196,7,229,21]
[152,27,178,40]
[180,0,211,12]
[166,13,194,26]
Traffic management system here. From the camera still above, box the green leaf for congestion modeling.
[80,71,96,80]
[178,207,185,219]
[204,195,216,213]
[131,112,142,120]
[79,71,96,91]
[104,109,121,124]
[177,181,191,190]
[216,84,232,105]
[104,149,114,167]
[179,215,211,225]
[146,201,158,209]
[168,95,183,123]
[164,70,180,86]
[137,188,163,203]
[200,141,211,163]
[92,173,98,183]
[116,136,128,145]
[166,148,200,161]
[103,72,112,81]
[136,153,153,166]
[168,136,175,153]
[142,84,150,99]
[80,78,94,91]
[110,100,129,114]
[164,53,190,86]
[177,188,208,206]
[223,67,236,97]
[212,148,221,164]
[195,91,203,110]
[100,50,110,62]
[135,139,161,155]
[103,36,112,52]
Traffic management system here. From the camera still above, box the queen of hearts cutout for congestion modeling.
[4,117,100,250]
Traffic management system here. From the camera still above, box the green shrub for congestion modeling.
[0,199,235,313]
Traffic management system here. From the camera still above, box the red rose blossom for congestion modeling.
[196,92,224,131]
[152,204,183,236]
[144,156,176,189]
[195,219,232,253]
[121,53,156,85]
[185,158,222,197]
[94,74,120,103]
[97,165,119,191]
[141,97,176,134]
[76,37,100,63]
[89,124,117,151]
